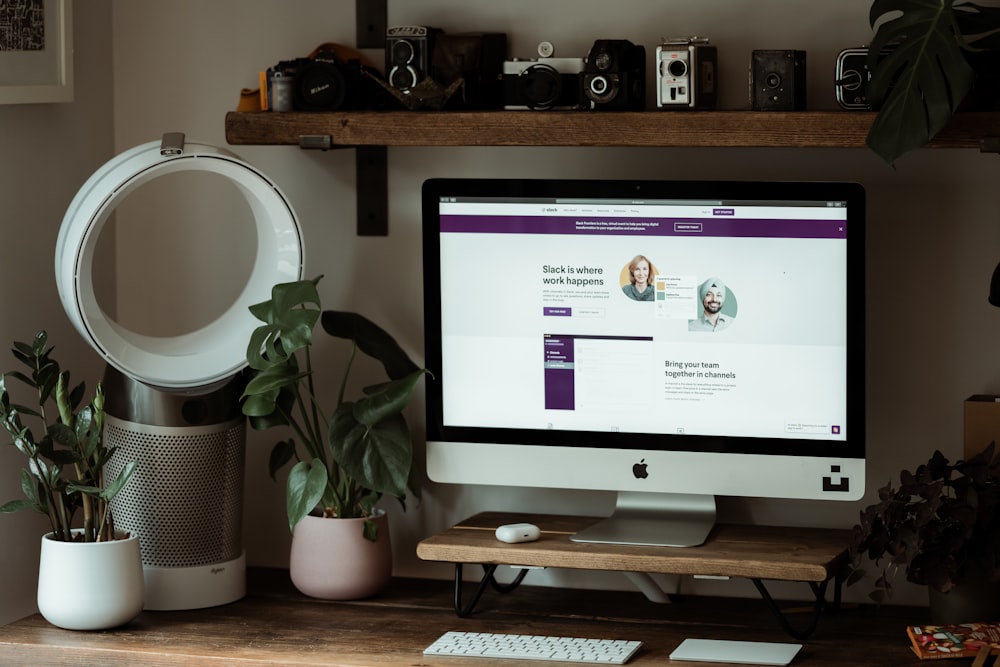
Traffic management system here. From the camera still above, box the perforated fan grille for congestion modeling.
[104,416,246,567]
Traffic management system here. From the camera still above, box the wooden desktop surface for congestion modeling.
[0,567,930,666]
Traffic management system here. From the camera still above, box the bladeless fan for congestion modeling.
[54,133,304,610]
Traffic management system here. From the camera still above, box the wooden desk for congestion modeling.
[0,567,928,666]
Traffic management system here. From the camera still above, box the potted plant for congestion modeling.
[241,276,429,599]
[846,441,1000,622]
[0,330,142,630]
[865,0,1000,165]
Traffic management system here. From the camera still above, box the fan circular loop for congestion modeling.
[55,139,304,390]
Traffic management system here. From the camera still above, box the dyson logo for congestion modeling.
[211,567,226,575]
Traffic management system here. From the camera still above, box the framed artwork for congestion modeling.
[0,0,73,104]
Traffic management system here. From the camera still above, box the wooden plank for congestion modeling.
[416,513,850,583]
[0,569,929,667]
[224,110,998,149]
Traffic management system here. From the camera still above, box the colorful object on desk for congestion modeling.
[908,622,1000,660]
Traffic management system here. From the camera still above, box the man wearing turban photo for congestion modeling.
[688,277,732,332]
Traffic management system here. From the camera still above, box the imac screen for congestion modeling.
[422,178,865,547]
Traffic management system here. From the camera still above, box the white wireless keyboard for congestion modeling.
[424,631,643,664]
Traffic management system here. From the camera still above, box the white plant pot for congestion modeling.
[37,530,144,630]
[289,510,392,600]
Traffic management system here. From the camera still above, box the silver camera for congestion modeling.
[502,42,587,110]
[835,46,891,110]
[656,37,717,109]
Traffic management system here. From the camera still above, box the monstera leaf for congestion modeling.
[866,0,977,165]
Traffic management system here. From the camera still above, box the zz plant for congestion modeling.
[241,276,428,539]
[0,331,136,542]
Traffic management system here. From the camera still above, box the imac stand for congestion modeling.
[570,491,717,548]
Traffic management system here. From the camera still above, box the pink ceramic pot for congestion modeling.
[288,510,392,599]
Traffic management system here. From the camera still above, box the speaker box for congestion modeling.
[386,26,441,92]
[431,32,507,109]
[102,367,247,610]
[750,50,806,111]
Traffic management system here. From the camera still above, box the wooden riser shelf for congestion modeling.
[416,512,850,583]
[225,109,1000,149]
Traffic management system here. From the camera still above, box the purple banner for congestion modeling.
[441,214,847,239]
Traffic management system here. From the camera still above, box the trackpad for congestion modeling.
[669,639,802,665]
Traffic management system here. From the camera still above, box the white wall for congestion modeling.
[0,2,115,624]
[4,0,1000,624]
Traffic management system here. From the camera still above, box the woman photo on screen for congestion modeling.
[622,254,654,301]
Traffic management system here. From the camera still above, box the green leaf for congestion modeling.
[246,278,322,371]
[101,461,137,500]
[286,460,328,532]
[329,405,411,498]
[353,370,427,428]
[268,439,297,480]
[866,0,975,165]
[320,311,420,380]
[0,499,37,514]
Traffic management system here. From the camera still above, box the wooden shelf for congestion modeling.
[225,109,1000,149]
[417,512,849,583]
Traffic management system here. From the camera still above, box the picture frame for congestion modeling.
[0,0,73,104]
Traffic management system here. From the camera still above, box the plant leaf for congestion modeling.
[286,460,327,532]
[320,311,420,380]
[329,404,411,498]
[867,0,975,165]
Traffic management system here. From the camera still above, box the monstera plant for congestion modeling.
[241,276,429,539]
[866,0,1000,165]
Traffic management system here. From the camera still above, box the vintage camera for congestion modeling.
[835,47,891,110]
[656,37,717,109]
[750,50,806,111]
[583,39,646,110]
[386,25,441,93]
[502,42,586,110]
[271,50,386,111]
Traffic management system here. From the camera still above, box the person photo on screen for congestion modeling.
[688,277,732,332]
[622,254,655,301]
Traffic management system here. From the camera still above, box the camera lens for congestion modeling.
[585,74,618,103]
[391,40,415,65]
[520,64,562,109]
[593,51,612,71]
[296,60,347,110]
[389,65,417,90]
[764,72,782,89]
[666,59,687,78]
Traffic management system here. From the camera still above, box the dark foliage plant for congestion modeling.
[866,0,1000,165]
[847,442,1000,602]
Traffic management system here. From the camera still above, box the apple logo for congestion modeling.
[632,459,649,479]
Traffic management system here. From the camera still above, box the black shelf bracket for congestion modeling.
[356,146,387,236]
[298,138,388,236]
[356,0,387,49]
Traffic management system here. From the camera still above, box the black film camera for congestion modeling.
[656,37,717,109]
[750,49,806,111]
[386,26,442,93]
[583,39,646,110]
[271,49,387,111]
[502,42,586,110]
